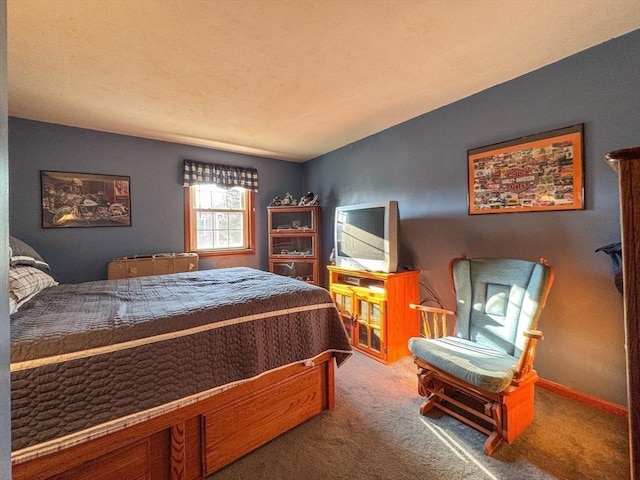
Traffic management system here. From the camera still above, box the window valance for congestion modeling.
[182,159,259,192]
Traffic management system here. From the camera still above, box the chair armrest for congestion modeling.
[409,304,455,339]
[409,304,455,316]
[515,330,544,380]
[523,329,544,340]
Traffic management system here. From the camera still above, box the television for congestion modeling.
[334,201,398,273]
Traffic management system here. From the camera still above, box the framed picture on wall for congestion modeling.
[467,124,584,214]
[41,171,131,228]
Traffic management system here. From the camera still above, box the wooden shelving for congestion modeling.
[268,206,322,285]
[327,265,419,364]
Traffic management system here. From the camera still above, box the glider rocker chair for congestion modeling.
[408,256,554,455]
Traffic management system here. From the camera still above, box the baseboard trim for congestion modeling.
[537,378,628,417]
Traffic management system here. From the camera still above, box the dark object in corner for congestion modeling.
[596,242,623,294]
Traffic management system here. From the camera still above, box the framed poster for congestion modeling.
[468,124,584,214]
[41,171,131,228]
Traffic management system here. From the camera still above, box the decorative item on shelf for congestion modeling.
[299,192,320,206]
[281,192,297,206]
[270,192,320,207]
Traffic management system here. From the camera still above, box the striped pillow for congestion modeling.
[9,266,58,310]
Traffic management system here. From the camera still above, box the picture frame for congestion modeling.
[467,124,584,215]
[41,171,131,228]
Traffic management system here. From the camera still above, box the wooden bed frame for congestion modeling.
[12,352,336,480]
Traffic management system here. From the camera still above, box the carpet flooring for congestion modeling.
[209,352,629,479]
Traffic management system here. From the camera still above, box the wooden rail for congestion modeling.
[605,146,640,480]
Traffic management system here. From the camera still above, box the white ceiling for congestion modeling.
[7,0,640,162]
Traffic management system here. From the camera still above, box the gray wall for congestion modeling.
[1,1,12,477]
[9,119,304,284]
[304,29,640,406]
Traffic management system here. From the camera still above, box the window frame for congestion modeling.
[184,186,255,257]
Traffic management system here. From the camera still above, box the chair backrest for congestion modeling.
[451,257,554,359]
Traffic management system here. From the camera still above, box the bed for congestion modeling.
[8,240,352,480]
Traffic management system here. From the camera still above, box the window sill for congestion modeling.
[195,248,255,258]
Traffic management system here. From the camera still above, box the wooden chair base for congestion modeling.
[415,358,537,455]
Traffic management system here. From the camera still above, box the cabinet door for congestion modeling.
[330,285,355,343]
[269,235,316,257]
[354,294,386,360]
[269,208,317,232]
[271,260,317,284]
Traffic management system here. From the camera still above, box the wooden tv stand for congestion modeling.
[327,266,419,364]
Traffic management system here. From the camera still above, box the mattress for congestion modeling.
[10,267,352,461]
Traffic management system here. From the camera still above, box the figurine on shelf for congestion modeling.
[281,192,298,206]
[299,192,320,206]
[269,196,282,206]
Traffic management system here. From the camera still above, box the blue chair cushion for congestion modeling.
[408,336,518,393]
[452,258,552,358]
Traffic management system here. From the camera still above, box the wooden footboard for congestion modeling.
[12,352,336,480]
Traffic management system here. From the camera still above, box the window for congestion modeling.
[185,185,254,255]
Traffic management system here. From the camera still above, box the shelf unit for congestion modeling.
[327,265,420,364]
[268,205,322,285]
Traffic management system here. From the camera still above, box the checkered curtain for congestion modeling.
[182,159,259,192]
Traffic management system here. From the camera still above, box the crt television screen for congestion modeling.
[336,207,385,260]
